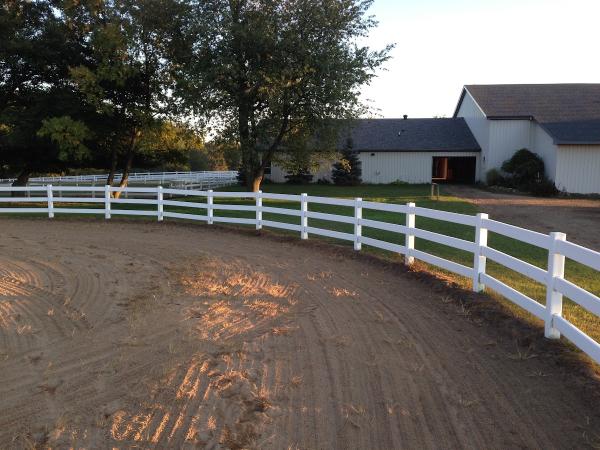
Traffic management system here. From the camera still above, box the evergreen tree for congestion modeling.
[332,139,362,185]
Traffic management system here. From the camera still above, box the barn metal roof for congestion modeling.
[455,84,600,145]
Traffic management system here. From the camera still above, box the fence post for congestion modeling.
[473,213,489,292]
[47,184,54,219]
[354,197,362,251]
[405,202,415,265]
[104,184,111,219]
[256,190,262,230]
[157,186,164,222]
[300,193,308,240]
[207,189,214,224]
[545,232,566,339]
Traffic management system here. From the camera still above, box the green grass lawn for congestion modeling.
[2,183,599,350]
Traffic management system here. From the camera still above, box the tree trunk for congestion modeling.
[113,128,139,199]
[246,114,290,193]
[11,168,31,197]
[106,148,118,186]
[248,168,263,192]
[113,150,134,199]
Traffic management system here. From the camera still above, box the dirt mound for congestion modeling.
[0,218,598,448]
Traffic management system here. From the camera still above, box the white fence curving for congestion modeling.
[0,170,238,189]
[1,185,599,365]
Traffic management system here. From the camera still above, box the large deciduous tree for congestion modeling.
[64,0,189,192]
[175,0,391,191]
[0,0,89,186]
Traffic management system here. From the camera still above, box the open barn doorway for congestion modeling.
[432,156,476,183]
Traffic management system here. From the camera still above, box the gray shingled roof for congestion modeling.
[339,118,480,152]
[456,84,600,144]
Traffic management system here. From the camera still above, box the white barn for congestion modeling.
[269,118,482,184]
[454,84,600,194]
[269,84,600,193]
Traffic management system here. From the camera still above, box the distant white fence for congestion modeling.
[0,170,238,189]
[1,185,599,366]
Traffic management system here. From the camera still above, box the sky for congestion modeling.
[361,0,600,118]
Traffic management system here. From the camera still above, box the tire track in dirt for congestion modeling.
[0,218,598,449]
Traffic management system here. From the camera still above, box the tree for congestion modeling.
[332,139,361,185]
[37,116,92,163]
[64,0,190,193]
[174,0,391,191]
[135,122,205,171]
[0,0,90,186]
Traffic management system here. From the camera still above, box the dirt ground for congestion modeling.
[0,218,599,449]
[444,185,600,251]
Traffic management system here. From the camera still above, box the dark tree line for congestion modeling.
[1,0,391,191]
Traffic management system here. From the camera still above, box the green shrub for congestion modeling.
[499,149,558,196]
[501,149,545,187]
[486,168,505,186]
[529,177,558,196]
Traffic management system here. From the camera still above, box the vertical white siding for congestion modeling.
[456,91,489,180]
[268,164,288,183]
[271,152,481,184]
[487,119,533,172]
[359,151,480,184]
[456,90,559,183]
[555,146,600,194]
[531,124,558,179]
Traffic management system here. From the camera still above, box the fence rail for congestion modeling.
[1,185,599,366]
[0,170,238,190]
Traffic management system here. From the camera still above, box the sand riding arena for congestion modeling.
[1,219,599,448]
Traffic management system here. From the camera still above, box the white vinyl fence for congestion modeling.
[0,170,238,189]
[1,185,599,365]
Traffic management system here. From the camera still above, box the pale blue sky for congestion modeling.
[362,0,600,118]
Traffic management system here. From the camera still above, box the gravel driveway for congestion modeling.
[444,185,600,251]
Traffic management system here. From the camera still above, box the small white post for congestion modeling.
[545,232,566,339]
[207,189,214,224]
[354,197,362,251]
[473,213,489,292]
[157,186,164,221]
[405,202,416,265]
[300,193,308,240]
[47,184,54,218]
[256,190,262,230]
[104,184,111,219]
[92,181,96,198]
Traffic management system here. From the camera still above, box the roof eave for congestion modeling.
[452,87,467,118]
[487,115,534,121]
[555,141,600,146]
[356,148,481,153]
